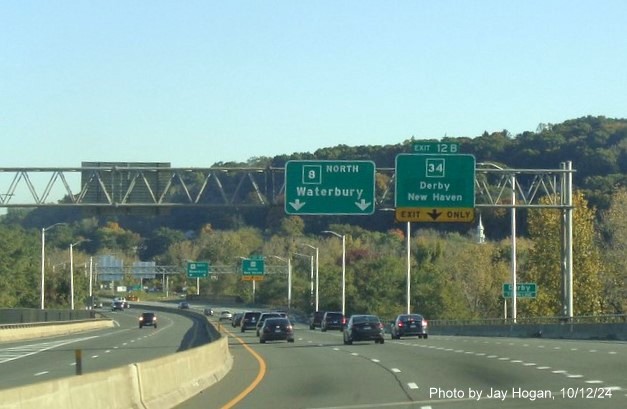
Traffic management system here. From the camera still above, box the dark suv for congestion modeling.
[139,312,157,329]
[112,301,125,311]
[241,311,262,332]
[321,311,344,332]
[391,314,428,339]
[309,311,325,330]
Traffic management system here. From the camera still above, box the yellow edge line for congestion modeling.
[220,325,267,409]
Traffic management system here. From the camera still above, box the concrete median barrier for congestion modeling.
[0,319,114,342]
[0,364,142,409]
[138,335,233,409]
[0,336,232,409]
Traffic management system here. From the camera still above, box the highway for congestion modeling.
[178,319,626,409]
[0,305,208,390]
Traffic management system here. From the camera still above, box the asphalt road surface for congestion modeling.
[0,305,206,390]
[177,323,626,409]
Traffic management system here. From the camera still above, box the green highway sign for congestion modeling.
[285,160,376,215]
[503,283,537,298]
[242,258,265,281]
[395,154,475,222]
[411,142,460,154]
[186,261,210,278]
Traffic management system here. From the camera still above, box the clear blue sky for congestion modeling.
[2,1,626,167]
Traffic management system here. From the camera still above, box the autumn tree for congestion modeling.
[522,191,604,317]
[598,187,627,313]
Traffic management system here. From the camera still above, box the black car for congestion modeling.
[309,310,325,330]
[241,311,261,332]
[391,313,428,339]
[259,317,294,343]
[343,314,385,345]
[139,312,157,328]
[256,312,283,336]
[111,301,125,311]
[232,313,243,327]
[178,301,190,309]
[321,311,344,332]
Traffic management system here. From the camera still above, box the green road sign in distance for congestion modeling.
[502,283,537,298]
[242,258,265,275]
[395,154,476,209]
[285,160,376,215]
[187,261,209,278]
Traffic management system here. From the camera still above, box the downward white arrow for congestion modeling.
[289,199,306,211]
[355,199,371,211]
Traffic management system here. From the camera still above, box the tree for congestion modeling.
[599,187,627,313]
[522,191,604,316]
[0,226,39,307]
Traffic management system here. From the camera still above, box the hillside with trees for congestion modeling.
[1,115,625,319]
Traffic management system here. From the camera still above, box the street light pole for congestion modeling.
[70,239,90,310]
[322,231,345,316]
[406,221,411,314]
[298,243,319,311]
[294,252,314,308]
[40,223,66,309]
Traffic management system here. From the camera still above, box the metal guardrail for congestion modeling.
[428,314,627,326]
[0,308,102,324]
[0,318,109,331]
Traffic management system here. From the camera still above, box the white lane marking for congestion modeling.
[333,348,340,351]
[585,380,604,384]
[537,366,551,370]
[34,371,49,376]
[371,359,380,363]
[498,357,510,361]
[391,368,401,373]
[608,351,617,355]
[105,350,111,353]
[552,370,567,374]
[487,355,498,358]
[567,374,583,378]
[408,382,419,389]
[91,355,99,359]
[0,336,98,364]
[351,353,359,356]
[524,363,537,366]
[511,360,522,363]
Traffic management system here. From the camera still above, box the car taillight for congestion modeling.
[398,322,404,327]
[139,317,143,321]
[342,317,347,325]
[378,322,384,329]
[422,320,428,327]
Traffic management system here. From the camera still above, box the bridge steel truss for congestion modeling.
[0,162,575,320]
